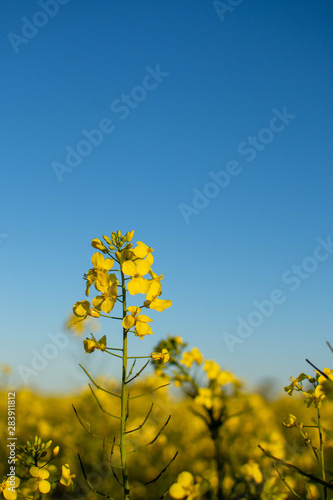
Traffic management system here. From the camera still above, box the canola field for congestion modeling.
[2,230,333,499]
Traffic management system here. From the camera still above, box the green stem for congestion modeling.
[317,407,327,500]
[120,270,130,499]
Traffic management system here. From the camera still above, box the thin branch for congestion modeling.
[127,359,136,380]
[72,405,119,446]
[128,415,171,454]
[109,438,124,486]
[273,463,305,499]
[258,446,333,489]
[126,403,154,434]
[80,364,120,398]
[126,360,150,384]
[144,451,178,485]
[129,383,170,400]
[326,341,333,353]
[78,454,118,499]
[88,384,120,420]
[305,359,330,379]
[105,349,124,359]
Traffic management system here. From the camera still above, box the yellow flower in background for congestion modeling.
[29,467,51,494]
[195,388,213,409]
[241,460,263,484]
[151,349,170,364]
[0,477,20,500]
[122,306,153,339]
[282,414,297,428]
[122,259,151,294]
[217,372,234,386]
[169,471,194,499]
[180,348,203,369]
[204,360,220,380]
[168,471,209,500]
[60,464,76,487]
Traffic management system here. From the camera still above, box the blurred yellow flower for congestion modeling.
[241,460,263,484]
[204,360,220,380]
[282,414,297,428]
[0,477,20,500]
[169,471,194,499]
[181,348,203,369]
[151,349,170,364]
[60,464,76,487]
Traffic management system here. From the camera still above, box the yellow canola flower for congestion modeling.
[60,464,76,487]
[29,467,51,494]
[122,306,153,339]
[217,371,235,386]
[169,472,208,499]
[180,348,203,369]
[0,477,20,500]
[84,335,107,353]
[133,241,154,265]
[169,472,194,499]
[144,280,172,312]
[86,253,114,296]
[91,238,108,253]
[204,360,221,380]
[125,230,135,242]
[122,259,151,295]
[315,368,333,400]
[195,388,214,409]
[282,414,297,428]
[151,349,170,364]
[92,274,118,313]
[73,300,100,319]
[241,460,263,484]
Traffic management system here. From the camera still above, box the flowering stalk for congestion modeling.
[152,337,245,500]
[120,268,130,499]
[68,230,173,499]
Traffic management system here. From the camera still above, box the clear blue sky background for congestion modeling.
[1,0,332,394]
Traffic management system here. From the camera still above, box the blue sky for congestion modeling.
[1,0,333,394]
